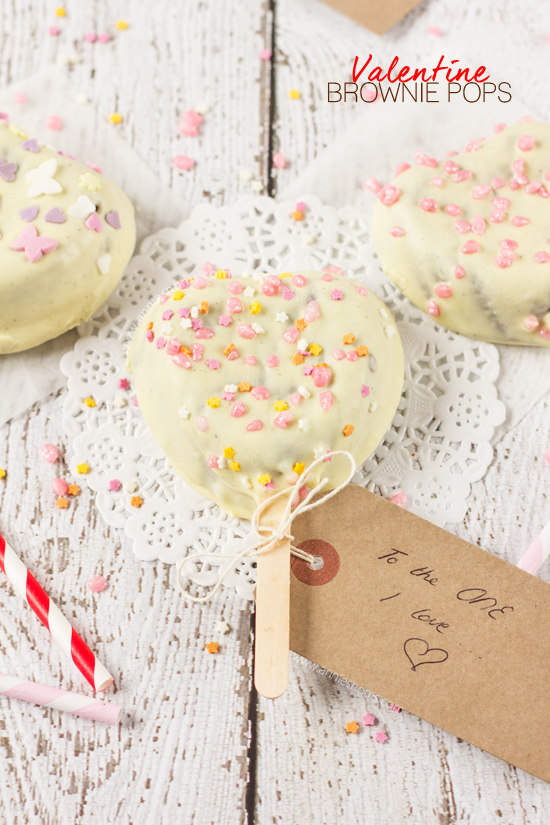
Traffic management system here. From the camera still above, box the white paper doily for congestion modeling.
[60,195,506,601]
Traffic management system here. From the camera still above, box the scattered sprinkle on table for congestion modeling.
[55,6,66,16]
[67,484,80,496]
[116,20,129,30]
[88,575,107,592]
[172,155,195,171]
[52,478,68,496]
[273,152,286,169]
[110,113,123,124]
[259,48,272,61]
[41,443,59,463]
[362,713,376,726]
[83,396,96,407]
[206,641,219,654]
[216,621,230,634]
[76,462,89,474]
[108,479,121,491]
[46,115,62,131]
[56,497,68,509]
[48,25,60,36]
[0,468,6,480]
[391,492,407,507]
[13,92,25,106]
[130,495,143,508]
[375,731,389,744]
[346,721,360,734]
[289,89,301,99]
[545,450,550,467]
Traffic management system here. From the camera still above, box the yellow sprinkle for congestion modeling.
[258,474,271,485]
[109,112,123,124]
[215,269,227,279]
[9,125,28,140]
[83,397,96,408]
[78,172,102,191]
[224,446,235,459]
[309,344,322,356]
[116,19,128,29]
[279,272,292,278]
[172,290,184,300]
[207,397,220,408]
[289,89,301,99]
[77,462,89,474]
[250,301,262,314]
[0,468,6,479]
[274,401,288,411]
[229,461,241,472]
[293,462,305,474]
[55,7,66,17]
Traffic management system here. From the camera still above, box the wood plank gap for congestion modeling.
[245,608,259,825]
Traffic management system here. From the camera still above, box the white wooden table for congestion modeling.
[1,1,550,822]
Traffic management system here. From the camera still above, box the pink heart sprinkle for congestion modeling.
[105,210,121,229]
[46,115,62,131]
[247,419,263,431]
[85,212,103,232]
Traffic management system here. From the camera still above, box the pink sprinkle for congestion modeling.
[179,307,190,319]
[118,378,129,390]
[464,139,484,153]
[471,215,486,235]
[375,732,388,744]
[428,25,441,35]
[304,301,320,322]
[331,289,343,300]
[273,152,286,169]
[525,316,539,331]
[447,150,459,157]
[490,209,506,223]
[419,198,438,212]
[132,396,139,407]
[218,314,232,326]
[196,416,209,432]
[172,155,195,171]
[395,162,410,176]
[501,239,517,250]
[46,115,62,131]
[319,391,333,411]
[274,411,292,429]
[283,327,300,343]
[202,263,215,277]
[430,176,444,187]
[242,355,255,366]
[48,25,60,36]
[229,281,243,294]
[492,177,506,189]
[303,365,314,376]
[517,134,535,151]
[292,274,307,287]
[231,401,246,417]
[512,158,525,174]
[84,32,97,42]
[526,181,542,195]
[41,443,59,463]
[445,204,461,216]
[312,366,331,387]
[513,173,528,187]
[265,275,282,287]
[494,122,506,133]
[193,278,209,289]
[13,92,25,105]
[444,160,459,174]
[495,256,513,269]
[190,319,201,331]
[195,327,214,339]
[540,328,550,340]
[512,216,530,227]
[452,169,472,183]
[295,202,306,212]
[493,197,510,209]
[509,180,520,191]
[500,248,516,262]
[97,33,110,43]
[85,161,104,174]
[222,392,235,401]
[182,110,202,126]
[435,283,452,298]
[180,122,199,137]
[146,330,154,342]
[472,184,491,200]
[362,713,376,726]
[281,289,295,300]
[247,419,263,431]
[156,337,166,350]
[88,576,107,593]
[289,392,302,407]
[266,355,279,368]
[208,455,219,469]
[160,294,169,305]
[545,449,550,465]
[207,359,220,369]
[108,479,121,491]
[427,299,440,317]
[535,252,550,263]
[259,48,272,60]
[453,265,465,279]
[333,349,345,360]
[391,492,407,507]
[415,151,437,167]
[172,352,192,369]
[539,185,549,199]
[365,177,382,193]
[321,272,333,282]
[346,351,358,361]
[251,386,270,400]
[52,478,68,496]
[389,226,405,237]
[377,184,401,206]
[454,219,471,234]
[262,283,278,297]
[162,309,174,321]
[299,486,309,499]
[462,240,480,254]
[265,481,275,490]
[356,285,368,296]
[361,385,370,397]
[238,324,256,339]
[166,338,181,355]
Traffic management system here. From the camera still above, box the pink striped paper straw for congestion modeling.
[0,673,121,724]
[0,534,113,692]
[517,519,550,575]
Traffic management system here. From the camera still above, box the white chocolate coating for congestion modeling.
[0,123,136,353]
[371,121,550,346]
[128,270,404,519]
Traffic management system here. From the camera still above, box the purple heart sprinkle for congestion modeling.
[105,210,121,229]
[45,207,66,224]
[0,162,18,182]
[22,138,40,153]
[20,206,39,222]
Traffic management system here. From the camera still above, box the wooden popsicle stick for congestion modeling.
[254,495,291,699]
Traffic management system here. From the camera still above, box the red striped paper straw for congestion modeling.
[0,673,121,724]
[0,534,113,692]
[517,519,550,575]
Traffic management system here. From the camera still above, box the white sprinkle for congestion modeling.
[113,395,127,409]
[74,94,88,106]
[56,54,70,65]
[297,338,308,351]
[225,384,238,392]
[250,180,263,192]
[239,169,253,182]
[253,272,266,282]
[276,312,289,323]
[190,306,199,319]
[96,254,111,275]
[301,232,315,245]
[161,322,173,335]
[241,270,250,278]
[241,477,253,489]
[252,323,265,334]
[243,286,256,297]
[124,480,138,494]
[196,102,210,114]
[216,620,230,634]
[218,457,227,469]
[384,325,396,338]
[180,318,192,330]
[298,385,310,398]
[379,308,389,320]
[298,419,310,432]
[369,401,378,412]
[314,447,326,459]
[178,407,190,419]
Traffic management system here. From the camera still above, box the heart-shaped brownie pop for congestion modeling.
[128,269,404,519]
[0,122,136,353]
[371,121,550,346]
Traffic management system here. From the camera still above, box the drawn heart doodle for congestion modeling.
[404,637,449,671]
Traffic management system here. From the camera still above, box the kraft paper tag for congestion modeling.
[290,484,550,783]
[318,0,423,34]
